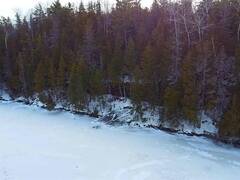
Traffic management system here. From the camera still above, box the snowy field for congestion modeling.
[0,101,240,180]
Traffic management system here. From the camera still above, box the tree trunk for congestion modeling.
[183,16,191,48]
[238,23,240,42]
[4,31,8,50]
[211,37,216,57]
[119,84,123,97]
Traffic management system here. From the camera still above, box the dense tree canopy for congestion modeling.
[0,0,239,139]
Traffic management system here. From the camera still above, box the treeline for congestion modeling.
[0,0,239,139]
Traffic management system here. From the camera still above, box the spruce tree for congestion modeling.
[141,43,159,106]
[90,69,104,97]
[47,59,56,91]
[219,89,240,138]
[131,66,145,117]
[163,86,181,126]
[124,38,136,75]
[57,56,66,90]
[8,61,21,95]
[34,61,45,93]
[68,59,88,110]
[181,50,199,126]
[236,45,240,82]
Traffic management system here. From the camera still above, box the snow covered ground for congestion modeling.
[0,90,218,136]
[0,101,240,180]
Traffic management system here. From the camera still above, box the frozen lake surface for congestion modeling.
[0,101,240,180]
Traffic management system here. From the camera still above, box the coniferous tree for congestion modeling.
[219,45,240,138]
[219,89,240,138]
[140,43,159,106]
[181,50,199,126]
[57,56,66,91]
[90,69,104,97]
[131,66,145,117]
[163,86,181,126]
[47,59,56,91]
[68,59,88,110]
[124,37,136,75]
[34,60,45,93]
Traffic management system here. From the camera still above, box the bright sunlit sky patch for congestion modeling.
[0,0,153,18]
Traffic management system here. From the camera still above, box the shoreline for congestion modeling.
[1,96,240,148]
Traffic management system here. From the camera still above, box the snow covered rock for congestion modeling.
[0,89,11,101]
